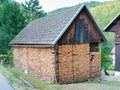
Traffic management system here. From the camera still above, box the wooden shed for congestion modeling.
[10,4,106,83]
[104,12,120,73]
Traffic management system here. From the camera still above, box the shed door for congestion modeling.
[58,44,90,83]
[115,44,120,71]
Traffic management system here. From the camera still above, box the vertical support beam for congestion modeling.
[89,44,92,81]
[25,47,28,74]
[72,44,74,83]
[54,44,59,84]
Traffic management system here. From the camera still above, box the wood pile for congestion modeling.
[13,46,55,82]
[90,52,101,78]
[13,43,101,84]
[58,44,90,83]
[73,44,90,81]
[13,47,28,70]
[58,45,73,83]
[13,47,19,68]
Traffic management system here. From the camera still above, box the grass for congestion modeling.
[0,65,51,90]
[0,65,33,90]
[43,81,120,90]
[10,68,51,89]
[0,65,120,90]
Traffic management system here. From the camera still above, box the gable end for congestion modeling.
[57,6,107,45]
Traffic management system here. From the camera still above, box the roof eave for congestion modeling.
[10,43,54,47]
[104,12,120,32]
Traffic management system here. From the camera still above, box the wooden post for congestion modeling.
[54,44,59,84]
[72,43,74,83]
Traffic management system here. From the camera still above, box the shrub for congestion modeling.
[0,48,13,66]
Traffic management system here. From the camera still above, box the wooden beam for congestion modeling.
[54,44,59,84]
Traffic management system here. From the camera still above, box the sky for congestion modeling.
[15,0,113,12]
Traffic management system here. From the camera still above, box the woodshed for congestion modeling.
[104,12,120,74]
[10,4,107,84]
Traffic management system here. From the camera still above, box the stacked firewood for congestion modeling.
[58,44,90,83]
[90,52,101,78]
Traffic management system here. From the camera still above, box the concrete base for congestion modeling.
[115,71,120,76]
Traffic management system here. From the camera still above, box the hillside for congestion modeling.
[47,7,70,16]
[47,1,102,16]
[90,1,120,29]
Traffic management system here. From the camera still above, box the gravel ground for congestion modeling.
[101,74,120,82]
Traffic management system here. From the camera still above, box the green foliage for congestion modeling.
[22,0,46,23]
[0,55,8,61]
[7,48,13,66]
[0,49,13,66]
[115,0,120,1]
[0,0,46,66]
[101,48,105,70]
[100,33,115,70]
[0,0,5,5]
[47,7,70,16]
[90,1,120,29]
[84,1,103,8]
[0,0,26,54]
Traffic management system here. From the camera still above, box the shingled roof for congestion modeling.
[10,4,106,46]
[104,12,120,32]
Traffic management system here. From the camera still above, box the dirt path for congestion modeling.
[0,73,14,90]
[101,74,120,82]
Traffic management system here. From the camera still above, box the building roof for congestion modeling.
[10,4,106,46]
[104,12,120,32]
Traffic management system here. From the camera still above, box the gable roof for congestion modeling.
[10,4,106,46]
[104,12,120,32]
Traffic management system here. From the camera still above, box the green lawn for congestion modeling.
[44,81,120,90]
[0,65,120,90]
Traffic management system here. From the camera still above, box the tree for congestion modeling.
[0,0,26,54]
[115,0,120,1]
[0,0,5,8]
[0,0,4,4]
[22,0,46,23]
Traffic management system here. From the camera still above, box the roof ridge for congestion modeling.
[31,4,83,23]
